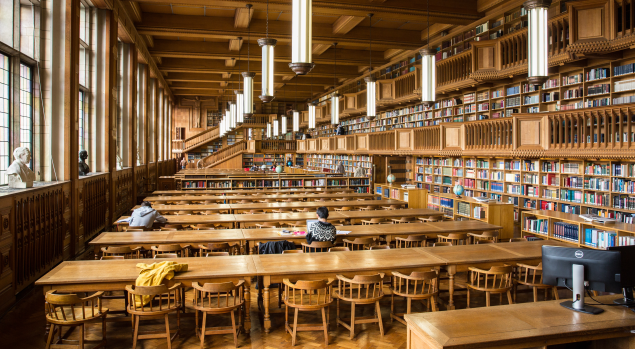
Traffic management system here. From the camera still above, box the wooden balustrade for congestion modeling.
[437,51,473,89]
[172,126,220,154]
[260,140,297,152]
[465,118,514,151]
[201,140,248,168]
[394,68,420,100]
[414,126,440,151]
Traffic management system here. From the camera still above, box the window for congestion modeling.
[116,41,123,168]
[78,2,90,154]
[136,64,145,165]
[79,90,85,151]
[0,54,9,184]
[19,64,32,161]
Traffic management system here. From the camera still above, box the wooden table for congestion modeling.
[142,193,377,203]
[152,188,354,196]
[35,256,257,330]
[232,212,348,228]
[405,295,635,349]
[131,203,232,213]
[89,230,245,258]
[339,208,442,223]
[114,214,237,231]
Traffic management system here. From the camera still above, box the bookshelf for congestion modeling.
[521,210,635,249]
[305,154,373,177]
[178,175,371,192]
[373,183,429,209]
[242,153,286,167]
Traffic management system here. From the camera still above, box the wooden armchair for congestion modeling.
[301,241,334,253]
[158,224,183,231]
[359,206,375,211]
[125,283,182,349]
[282,278,335,346]
[284,221,305,228]
[418,215,443,222]
[370,245,390,250]
[390,271,439,325]
[126,227,146,232]
[205,252,230,257]
[391,216,416,224]
[197,242,233,256]
[150,244,187,258]
[514,263,559,302]
[272,208,293,214]
[188,281,245,348]
[45,290,108,349]
[100,246,141,259]
[328,247,351,252]
[294,208,310,213]
[467,266,514,308]
[395,235,428,248]
[191,223,216,230]
[334,273,385,339]
[255,222,279,229]
[433,242,452,247]
[334,206,353,212]
[437,233,468,245]
[343,237,376,251]
[176,210,195,215]
[510,238,528,242]
[381,204,402,210]
[154,253,179,259]
[362,218,386,225]
[468,231,499,244]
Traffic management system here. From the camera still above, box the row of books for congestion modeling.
[553,222,579,242]
[523,217,548,234]
[583,228,635,248]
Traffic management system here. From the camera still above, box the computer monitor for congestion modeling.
[306,219,318,232]
[542,245,622,314]
[607,245,635,306]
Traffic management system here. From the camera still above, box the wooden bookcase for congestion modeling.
[373,183,428,209]
[305,154,374,177]
[521,210,635,249]
[178,175,372,192]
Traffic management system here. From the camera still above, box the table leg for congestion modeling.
[447,265,456,310]
[263,276,271,333]
[248,242,253,255]
[94,245,100,260]
[244,278,251,332]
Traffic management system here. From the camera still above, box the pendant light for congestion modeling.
[289,0,314,75]
[266,122,272,138]
[259,0,276,102]
[421,0,436,108]
[331,42,339,125]
[274,118,279,137]
[526,0,551,86]
[308,73,316,130]
[230,100,236,130]
[235,37,244,125]
[281,114,287,135]
[243,4,255,117]
[293,75,299,132]
[365,13,377,120]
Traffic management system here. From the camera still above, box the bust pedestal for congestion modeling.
[8,175,33,188]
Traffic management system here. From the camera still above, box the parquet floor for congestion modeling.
[0,277,567,349]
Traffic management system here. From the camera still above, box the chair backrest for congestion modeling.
[101,246,139,259]
[154,253,179,259]
[336,206,352,211]
[177,201,191,205]
[151,244,185,257]
[125,284,181,313]
[45,290,105,322]
[257,222,279,228]
[206,252,230,257]
[193,223,216,230]
[468,266,513,291]
[364,218,384,224]
[391,270,438,297]
[396,235,428,248]
[395,216,416,223]
[176,210,194,215]
[282,250,304,254]
[328,247,350,252]
[101,255,125,260]
[282,278,335,309]
[477,240,495,244]
[336,273,385,302]
[302,241,334,253]
[509,238,528,242]
[370,245,390,250]
[433,242,452,247]
[438,233,467,244]
[249,209,264,214]
[191,281,245,311]
[287,221,305,227]
[126,227,145,232]
[344,237,375,250]
[516,263,545,285]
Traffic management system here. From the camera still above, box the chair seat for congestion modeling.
[46,306,109,325]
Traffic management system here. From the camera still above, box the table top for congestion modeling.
[339,208,442,219]
[143,193,377,202]
[231,212,347,223]
[229,200,402,210]
[90,230,245,246]
[35,256,258,287]
[404,295,635,349]
[115,214,238,225]
[241,225,375,241]
[426,240,569,264]
[132,204,232,211]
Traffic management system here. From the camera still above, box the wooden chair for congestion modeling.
[258,198,276,203]
[513,263,559,302]
[237,200,252,204]
[395,235,428,248]
[359,206,375,211]
[282,278,335,346]
[509,238,528,242]
[390,271,439,325]
[188,281,245,348]
[370,245,390,250]
[205,252,230,257]
[45,290,108,349]
[100,255,124,260]
[176,210,195,215]
[192,223,216,230]
[255,222,279,229]
[158,224,183,231]
[202,200,222,205]
[150,244,187,258]
[176,201,191,205]
[391,216,416,224]
[343,237,376,250]
[329,219,346,227]
[126,284,182,349]
[468,231,499,244]
[381,204,401,210]
[301,241,333,253]
[284,220,305,228]
[272,208,292,214]
[100,246,141,259]
[154,253,179,259]
[294,208,310,213]
[362,218,386,225]
[126,227,146,232]
[418,215,443,222]
[432,242,452,247]
[334,273,385,339]
[437,233,468,245]
[334,206,355,212]
[328,247,351,252]
[197,242,232,256]
[248,209,265,214]
[467,266,514,308]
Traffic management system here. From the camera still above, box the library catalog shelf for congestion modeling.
[521,210,635,249]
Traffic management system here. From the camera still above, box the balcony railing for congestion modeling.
[200,140,247,168]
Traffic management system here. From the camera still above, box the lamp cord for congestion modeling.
[266,0,269,38]
[369,14,372,74]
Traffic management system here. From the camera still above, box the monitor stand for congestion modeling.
[614,287,635,307]
[560,264,604,315]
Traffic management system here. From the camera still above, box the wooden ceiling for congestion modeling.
[121,0,487,102]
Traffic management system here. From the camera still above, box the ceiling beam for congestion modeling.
[129,0,481,24]
[174,88,315,99]
[332,15,365,34]
[228,37,243,51]
[234,6,254,28]
[150,39,386,66]
[136,13,424,50]
[170,81,325,92]
[166,73,337,86]
[421,23,455,42]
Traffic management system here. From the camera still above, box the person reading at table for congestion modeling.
[119,201,167,229]
[306,207,337,244]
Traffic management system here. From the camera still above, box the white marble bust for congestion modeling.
[7,147,35,188]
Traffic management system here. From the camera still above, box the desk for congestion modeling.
[114,214,237,231]
[89,230,245,258]
[131,204,232,213]
[232,212,348,228]
[143,193,377,203]
[339,208,442,223]
[152,188,353,196]
[35,257,257,330]
[405,295,635,349]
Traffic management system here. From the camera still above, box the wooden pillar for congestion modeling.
[105,9,118,226]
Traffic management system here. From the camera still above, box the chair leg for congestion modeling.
[553,287,560,300]
[513,282,517,302]
[350,302,356,339]
[45,324,55,349]
[533,287,538,302]
[285,304,289,333]
[430,296,438,312]
[321,307,329,346]
[132,315,140,349]
[375,301,384,336]
[200,312,206,349]
[231,310,238,348]
[390,293,394,323]
[79,323,85,349]
[336,299,340,328]
[165,313,172,349]
[406,297,412,316]
[326,304,330,331]
[507,290,513,305]
[486,292,491,307]
[292,308,299,346]
[466,289,470,308]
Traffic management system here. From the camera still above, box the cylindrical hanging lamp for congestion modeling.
[266,122,272,138]
[331,94,339,125]
[230,102,236,130]
[421,0,436,108]
[273,119,279,137]
[365,14,377,119]
[289,0,314,74]
[281,115,287,135]
[293,110,299,132]
[235,91,244,125]
[526,0,551,85]
[259,38,277,102]
[308,101,316,129]
[243,72,255,116]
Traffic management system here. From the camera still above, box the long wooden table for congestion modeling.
[152,188,354,196]
[405,295,635,348]
[252,240,570,331]
[142,193,377,203]
[35,256,257,330]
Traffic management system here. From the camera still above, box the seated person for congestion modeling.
[306,206,337,244]
[119,201,167,229]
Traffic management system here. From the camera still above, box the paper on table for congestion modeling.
[336,230,352,235]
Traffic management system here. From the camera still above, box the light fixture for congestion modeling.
[308,101,316,129]
[259,0,276,102]
[266,122,272,138]
[293,74,299,132]
[225,107,231,132]
[290,0,314,75]
[526,0,551,86]
[274,119,279,137]
[281,114,287,135]
[421,0,436,107]
[365,13,376,119]
[236,38,244,125]
[243,4,255,117]
[331,42,339,125]
[230,102,236,130]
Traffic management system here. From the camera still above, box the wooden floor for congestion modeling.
[0,275,570,349]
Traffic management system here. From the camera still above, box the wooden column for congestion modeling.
[105,9,118,226]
